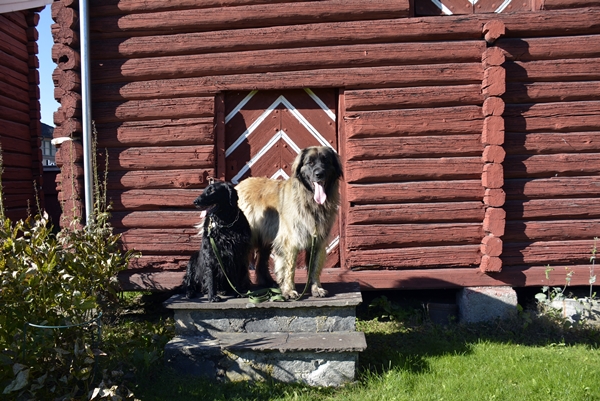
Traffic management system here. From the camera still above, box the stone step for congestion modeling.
[165,331,367,386]
[164,282,362,336]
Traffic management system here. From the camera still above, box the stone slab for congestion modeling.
[165,332,365,386]
[164,282,362,310]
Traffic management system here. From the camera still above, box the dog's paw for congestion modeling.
[311,284,328,298]
[282,289,299,300]
[208,295,222,303]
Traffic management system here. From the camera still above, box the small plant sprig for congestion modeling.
[590,237,597,299]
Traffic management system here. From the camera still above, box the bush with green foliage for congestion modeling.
[0,146,136,399]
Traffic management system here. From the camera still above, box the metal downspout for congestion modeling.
[79,0,93,223]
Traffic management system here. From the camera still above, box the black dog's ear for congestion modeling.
[226,182,238,207]
[293,147,309,178]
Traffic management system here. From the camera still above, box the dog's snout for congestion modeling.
[314,169,325,180]
[193,197,201,205]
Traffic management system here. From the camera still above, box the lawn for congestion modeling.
[97,290,600,401]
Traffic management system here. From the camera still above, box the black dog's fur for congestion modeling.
[183,181,251,302]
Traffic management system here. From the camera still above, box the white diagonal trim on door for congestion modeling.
[231,130,300,184]
[226,91,336,158]
[431,0,453,14]
[271,169,290,180]
[326,236,340,254]
[495,0,511,12]
[304,88,336,121]
[225,90,258,124]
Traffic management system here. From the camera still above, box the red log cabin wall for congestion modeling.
[0,9,44,222]
[49,0,600,291]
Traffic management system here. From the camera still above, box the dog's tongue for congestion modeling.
[313,182,326,205]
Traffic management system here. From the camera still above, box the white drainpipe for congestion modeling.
[79,0,93,223]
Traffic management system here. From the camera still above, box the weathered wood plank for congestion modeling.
[504,132,600,155]
[502,240,596,266]
[505,58,600,82]
[128,254,191,272]
[504,81,600,105]
[346,157,483,183]
[95,118,214,147]
[2,153,32,168]
[101,145,215,171]
[89,0,410,36]
[346,245,481,269]
[0,105,30,125]
[497,35,600,62]
[107,169,213,189]
[0,135,31,154]
[345,84,482,112]
[346,105,482,138]
[93,17,486,59]
[347,181,485,204]
[119,228,200,253]
[504,219,600,242]
[111,210,202,228]
[93,97,215,123]
[347,202,485,225]
[504,100,600,132]
[503,153,600,178]
[504,176,600,200]
[505,198,600,220]
[118,264,596,291]
[107,189,199,211]
[346,135,483,161]
[346,223,484,250]
[92,63,483,100]
[92,41,485,83]
[541,0,600,10]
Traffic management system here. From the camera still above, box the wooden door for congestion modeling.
[223,88,340,268]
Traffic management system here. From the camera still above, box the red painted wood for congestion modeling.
[348,202,485,225]
[347,180,485,204]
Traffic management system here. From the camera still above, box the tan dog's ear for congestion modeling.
[292,147,309,178]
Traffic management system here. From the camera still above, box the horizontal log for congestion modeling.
[0,80,29,107]
[504,100,600,132]
[107,189,199,211]
[502,240,596,266]
[3,193,36,209]
[0,28,28,61]
[89,0,410,36]
[0,64,28,92]
[0,92,33,115]
[542,0,600,10]
[504,219,600,242]
[504,153,600,178]
[345,105,482,138]
[347,202,485,225]
[346,223,484,249]
[505,198,600,220]
[505,58,600,82]
[0,180,37,192]
[118,228,200,253]
[0,118,28,140]
[503,176,600,200]
[504,81,600,104]
[118,264,597,291]
[344,84,482,112]
[504,132,600,155]
[127,254,192,272]
[2,153,32,168]
[346,157,483,183]
[111,210,203,228]
[347,180,485,204]
[0,48,28,76]
[346,134,483,161]
[91,63,483,101]
[107,169,213,189]
[501,7,600,37]
[93,17,486,60]
[92,41,484,83]
[0,105,32,125]
[0,15,27,43]
[496,35,600,62]
[52,69,81,92]
[101,145,215,171]
[93,96,215,123]
[95,117,214,147]
[346,245,481,269]
[0,135,31,153]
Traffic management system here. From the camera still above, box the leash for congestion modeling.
[207,220,317,303]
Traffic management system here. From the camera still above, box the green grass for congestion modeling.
[97,293,600,401]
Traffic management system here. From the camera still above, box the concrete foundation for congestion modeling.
[457,286,518,323]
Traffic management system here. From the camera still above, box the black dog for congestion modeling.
[183,181,251,302]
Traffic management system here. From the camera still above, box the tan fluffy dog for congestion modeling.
[236,146,343,299]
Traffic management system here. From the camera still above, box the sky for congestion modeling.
[38,5,60,127]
